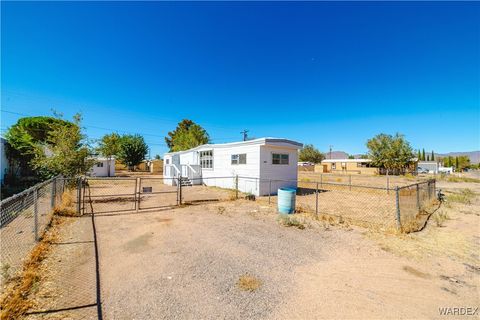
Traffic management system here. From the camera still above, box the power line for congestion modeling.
[1,109,241,143]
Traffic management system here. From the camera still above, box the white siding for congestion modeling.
[90,159,115,177]
[200,144,261,195]
[259,146,298,195]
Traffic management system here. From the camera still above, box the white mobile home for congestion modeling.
[163,138,303,196]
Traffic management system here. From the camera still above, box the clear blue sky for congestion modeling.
[1,1,479,157]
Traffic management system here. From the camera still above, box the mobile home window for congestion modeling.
[341,162,347,169]
[166,159,170,164]
[97,162,104,168]
[331,162,336,170]
[272,153,289,165]
[231,153,247,165]
[199,150,213,169]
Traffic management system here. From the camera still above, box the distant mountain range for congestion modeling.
[434,151,480,164]
[327,151,480,164]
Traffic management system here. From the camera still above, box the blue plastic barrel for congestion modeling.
[278,188,296,214]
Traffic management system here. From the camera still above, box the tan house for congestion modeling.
[315,159,378,175]
[115,159,163,173]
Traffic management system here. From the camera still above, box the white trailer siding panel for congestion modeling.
[259,145,298,195]
[200,144,261,195]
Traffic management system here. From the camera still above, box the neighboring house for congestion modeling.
[417,161,438,174]
[0,137,9,184]
[298,161,314,166]
[90,157,115,177]
[438,166,454,174]
[163,138,303,196]
[148,159,163,174]
[316,159,378,175]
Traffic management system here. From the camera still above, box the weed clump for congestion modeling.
[277,214,305,230]
[237,274,262,292]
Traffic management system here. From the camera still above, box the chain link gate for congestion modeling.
[82,177,180,214]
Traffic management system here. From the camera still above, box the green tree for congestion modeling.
[431,150,435,161]
[455,156,459,169]
[456,156,471,171]
[422,148,426,161]
[366,133,415,174]
[31,114,94,178]
[154,154,162,160]
[426,155,430,161]
[117,134,148,171]
[299,144,324,163]
[348,155,355,159]
[5,116,74,177]
[97,133,122,177]
[165,119,210,152]
[417,150,421,161]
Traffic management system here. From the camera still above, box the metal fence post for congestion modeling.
[387,174,390,195]
[34,187,39,241]
[315,182,319,217]
[427,180,432,200]
[395,186,402,231]
[179,177,183,205]
[349,175,352,191]
[268,179,271,204]
[135,178,139,212]
[320,174,323,189]
[77,177,82,215]
[176,177,179,205]
[51,177,56,208]
[235,175,239,200]
[416,183,420,210]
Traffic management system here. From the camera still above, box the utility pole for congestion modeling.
[240,129,249,141]
[329,145,333,159]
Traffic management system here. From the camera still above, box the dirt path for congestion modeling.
[94,199,479,319]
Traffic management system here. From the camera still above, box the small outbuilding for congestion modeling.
[90,157,115,177]
[163,138,303,196]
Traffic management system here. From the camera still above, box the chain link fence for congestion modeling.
[0,176,73,282]
[79,175,436,233]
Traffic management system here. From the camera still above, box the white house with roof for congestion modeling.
[163,138,303,196]
[89,157,116,177]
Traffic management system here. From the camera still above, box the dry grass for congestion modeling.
[53,190,77,217]
[432,209,449,227]
[237,274,262,292]
[446,189,476,206]
[444,176,480,183]
[0,215,63,320]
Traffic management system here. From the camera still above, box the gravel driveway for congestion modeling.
[94,200,479,320]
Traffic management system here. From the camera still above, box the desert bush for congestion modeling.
[432,210,449,227]
[277,214,305,229]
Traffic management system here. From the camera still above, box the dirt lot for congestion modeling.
[20,173,480,319]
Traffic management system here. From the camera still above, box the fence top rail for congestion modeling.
[237,176,393,191]
[0,175,62,206]
[397,179,436,190]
